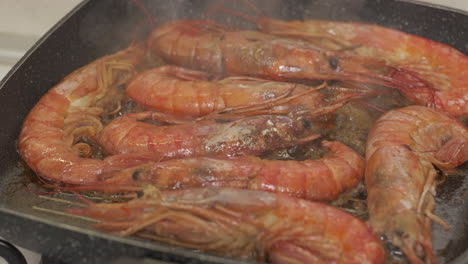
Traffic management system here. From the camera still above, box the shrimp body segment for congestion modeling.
[365,105,468,263]
[98,111,320,160]
[148,20,408,89]
[18,45,146,184]
[98,140,364,201]
[70,188,385,264]
[256,17,468,116]
[126,65,324,117]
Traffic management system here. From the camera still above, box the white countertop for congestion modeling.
[0,0,467,79]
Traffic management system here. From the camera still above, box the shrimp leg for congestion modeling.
[98,111,323,160]
[96,140,364,202]
[366,105,468,263]
[18,45,146,184]
[126,65,326,117]
[70,187,385,264]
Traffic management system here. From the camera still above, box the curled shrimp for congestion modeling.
[214,1,468,116]
[147,19,424,92]
[365,105,468,264]
[69,187,385,263]
[95,140,364,202]
[18,45,152,185]
[98,110,323,160]
[126,65,325,117]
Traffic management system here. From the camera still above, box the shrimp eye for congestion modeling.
[301,119,311,129]
[136,191,144,198]
[328,56,339,70]
[132,168,143,180]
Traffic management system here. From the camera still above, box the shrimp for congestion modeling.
[215,1,468,116]
[69,187,385,264]
[17,45,153,185]
[147,19,427,93]
[365,105,468,264]
[96,140,364,202]
[98,110,323,160]
[126,65,325,117]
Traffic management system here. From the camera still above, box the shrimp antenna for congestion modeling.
[387,67,440,108]
[130,0,154,28]
[355,99,386,113]
[239,0,264,16]
[128,0,155,43]
[206,0,264,24]
[206,5,257,24]
[72,191,94,206]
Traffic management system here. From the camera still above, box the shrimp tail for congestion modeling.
[434,137,468,167]
[388,68,441,109]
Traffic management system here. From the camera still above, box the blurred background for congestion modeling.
[0,0,81,78]
[0,0,466,263]
[0,0,467,80]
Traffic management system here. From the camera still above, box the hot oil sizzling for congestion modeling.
[13,55,467,264]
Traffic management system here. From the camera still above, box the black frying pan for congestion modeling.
[0,0,467,263]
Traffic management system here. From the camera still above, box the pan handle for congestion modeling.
[0,239,27,264]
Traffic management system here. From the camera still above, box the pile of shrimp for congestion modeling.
[18,1,468,263]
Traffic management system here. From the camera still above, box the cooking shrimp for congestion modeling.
[126,65,326,117]
[215,1,468,116]
[96,140,364,202]
[147,19,428,94]
[365,105,468,264]
[98,110,323,160]
[18,45,153,185]
[70,187,385,264]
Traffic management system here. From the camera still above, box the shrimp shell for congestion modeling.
[97,140,364,202]
[148,20,410,90]
[126,65,325,117]
[253,16,468,116]
[365,105,467,264]
[98,111,322,160]
[18,45,148,184]
[70,187,385,264]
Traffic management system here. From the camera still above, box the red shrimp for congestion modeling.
[69,187,385,264]
[96,140,364,202]
[17,45,155,185]
[214,1,468,116]
[147,19,427,93]
[126,65,325,117]
[365,105,468,264]
[98,110,323,160]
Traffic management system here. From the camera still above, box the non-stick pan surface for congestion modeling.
[0,0,467,263]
